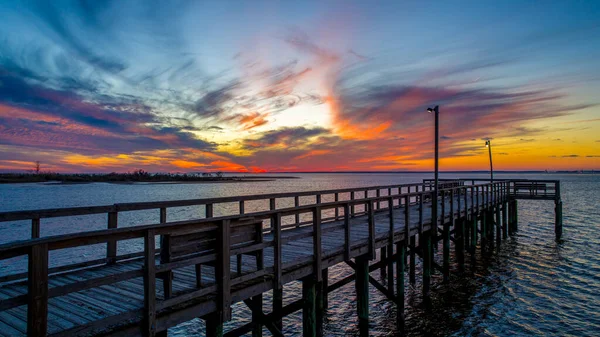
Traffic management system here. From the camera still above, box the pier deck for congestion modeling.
[0,179,561,336]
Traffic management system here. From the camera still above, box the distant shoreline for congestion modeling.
[0,173,300,184]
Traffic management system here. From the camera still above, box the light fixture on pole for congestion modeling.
[485,140,493,182]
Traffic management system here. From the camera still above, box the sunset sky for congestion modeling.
[0,1,598,173]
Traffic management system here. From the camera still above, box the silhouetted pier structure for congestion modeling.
[0,179,562,336]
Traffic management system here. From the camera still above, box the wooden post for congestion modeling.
[555,200,563,241]
[355,255,370,336]
[380,248,387,280]
[409,235,416,285]
[316,276,325,337]
[388,196,395,288]
[31,218,40,239]
[144,230,157,337]
[28,243,48,337]
[335,193,339,219]
[481,211,487,253]
[295,196,300,226]
[206,314,223,337]
[273,287,283,331]
[251,294,263,337]
[239,200,245,215]
[495,206,502,246]
[396,241,406,331]
[502,202,508,239]
[269,199,276,230]
[206,203,214,218]
[368,201,375,259]
[160,207,167,223]
[216,220,231,323]
[421,230,431,298]
[471,212,478,256]
[350,191,355,217]
[273,213,282,289]
[443,191,450,282]
[321,268,329,311]
[455,218,465,273]
[313,207,323,282]
[513,200,518,232]
[303,277,317,337]
[344,203,351,261]
[107,211,118,264]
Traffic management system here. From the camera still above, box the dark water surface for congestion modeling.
[0,173,598,336]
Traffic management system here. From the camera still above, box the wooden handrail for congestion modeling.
[0,179,527,337]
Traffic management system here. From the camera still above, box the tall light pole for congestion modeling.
[427,105,439,250]
[485,140,493,182]
[426,105,439,197]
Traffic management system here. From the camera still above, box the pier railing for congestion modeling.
[0,180,513,336]
[0,181,455,281]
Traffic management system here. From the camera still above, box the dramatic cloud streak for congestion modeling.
[0,1,598,172]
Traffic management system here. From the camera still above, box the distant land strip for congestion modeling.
[0,171,299,184]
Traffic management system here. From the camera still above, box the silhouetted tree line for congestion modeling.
[0,169,232,183]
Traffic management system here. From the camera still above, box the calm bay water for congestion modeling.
[0,172,598,336]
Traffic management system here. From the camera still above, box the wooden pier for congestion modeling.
[0,179,562,336]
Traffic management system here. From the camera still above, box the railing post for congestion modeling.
[387,196,395,288]
[367,200,375,259]
[344,203,351,261]
[159,207,167,223]
[313,207,322,282]
[31,217,40,239]
[239,200,245,215]
[274,213,282,289]
[334,193,339,219]
[206,203,214,218]
[216,220,232,323]
[350,191,355,217]
[107,210,118,264]
[28,243,48,337]
[294,196,300,226]
[269,199,276,230]
[144,230,157,337]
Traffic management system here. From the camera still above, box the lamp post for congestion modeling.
[485,140,493,182]
[426,105,439,250]
[426,105,439,197]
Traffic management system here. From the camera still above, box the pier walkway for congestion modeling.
[0,179,561,336]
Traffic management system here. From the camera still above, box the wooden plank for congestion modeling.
[28,243,49,337]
